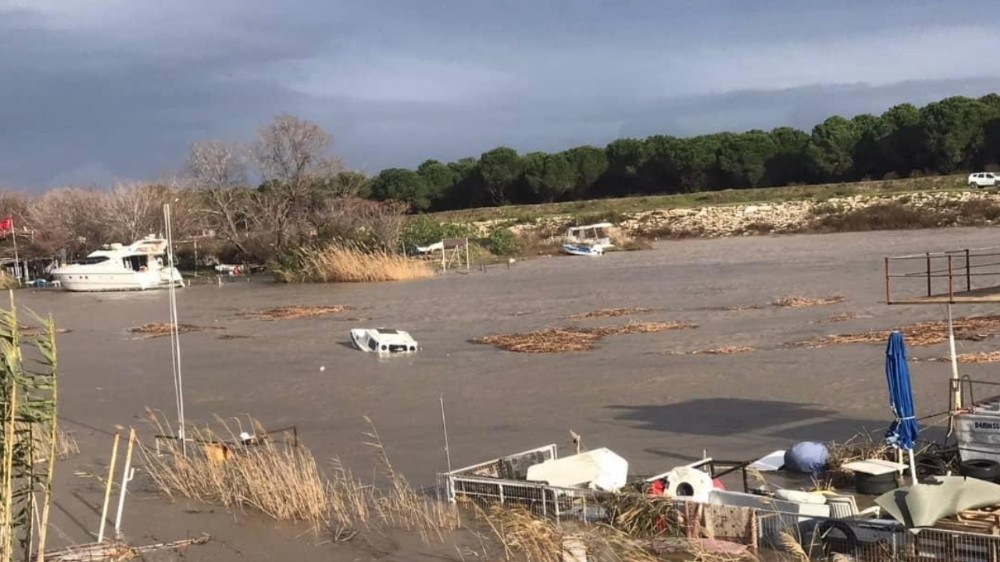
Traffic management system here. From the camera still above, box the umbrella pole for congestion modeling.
[909,449,918,485]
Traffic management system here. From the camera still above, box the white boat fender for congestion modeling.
[774,488,827,505]
[663,466,713,503]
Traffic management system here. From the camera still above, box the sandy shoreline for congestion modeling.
[30,226,1000,560]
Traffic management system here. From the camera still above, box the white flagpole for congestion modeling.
[164,204,187,457]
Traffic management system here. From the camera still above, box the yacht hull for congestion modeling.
[52,269,184,292]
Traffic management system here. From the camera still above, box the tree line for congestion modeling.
[365,94,1000,211]
[3,93,1000,266]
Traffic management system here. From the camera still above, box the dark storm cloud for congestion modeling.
[1,1,999,187]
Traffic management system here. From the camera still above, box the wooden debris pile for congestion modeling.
[130,323,220,338]
[475,321,695,353]
[237,305,354,321]
[802,314,1000,348]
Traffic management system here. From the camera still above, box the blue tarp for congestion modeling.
[885,331,920,451]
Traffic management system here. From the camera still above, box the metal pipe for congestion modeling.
[926,252,932,297]
[885,257,892,304]
[966,248,972,292]
[947,255,954,301]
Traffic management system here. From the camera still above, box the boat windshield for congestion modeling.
[73,256,110,265]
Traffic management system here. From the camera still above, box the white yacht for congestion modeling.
[51,236,184,292]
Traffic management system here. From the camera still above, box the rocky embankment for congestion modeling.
[471,190,1000,240]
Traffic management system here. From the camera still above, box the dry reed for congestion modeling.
[801,314,1000,348]
[129,323,220,338]
[568,307,654,319]
[140,415,331,523]
[140,412,458,543]
[237,305,353,321]
[475,321,695,353]
[276,244,434,283]
[772,295,846,308]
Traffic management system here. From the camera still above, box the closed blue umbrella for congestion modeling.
[886,331,920,479]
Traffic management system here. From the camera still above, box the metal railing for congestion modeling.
[884,248,1000,304]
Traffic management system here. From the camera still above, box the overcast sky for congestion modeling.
[2,0,1000,189]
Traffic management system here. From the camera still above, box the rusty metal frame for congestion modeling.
[884,248,1000,304]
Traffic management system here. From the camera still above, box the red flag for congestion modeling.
[0,217,12,233]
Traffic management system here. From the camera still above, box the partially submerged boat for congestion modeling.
[561,243,604,256]
[561,223,614,256]
[51,236,184,292]
[350,328,419,354]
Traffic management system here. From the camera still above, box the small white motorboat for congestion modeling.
[561,244,604,256]
[350,328,419,354]
[51,236,184,292]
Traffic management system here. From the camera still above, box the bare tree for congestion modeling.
[186,140,247,189]
[247,115,346,254]
[101,182,166,243]
[251,114,341,188]
[27,188,107,258]
[184,141,254,255]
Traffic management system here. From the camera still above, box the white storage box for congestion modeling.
[525,448,628,492]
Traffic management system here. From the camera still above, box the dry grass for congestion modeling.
[140,415,331,523]
[237,305,353,321]
[275,244,434,283]
[824,432,895,489]
[723,304,762,312]
[801,314,1000,348]
[0,270,16,290]
[129,323,221,338]
[602,491,684,538]
[772,295,846,308]
[477,504,661,562]
[568,307,655,319]
[475,321,695,353]
[55,428,80,459]
[140,412,458,542]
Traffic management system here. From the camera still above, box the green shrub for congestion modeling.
[400,216,474,250]
[485,228,520,255]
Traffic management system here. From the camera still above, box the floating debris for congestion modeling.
[238,305,354,321]
[130,323,221,338]
[922,351,1000,364]
[821,312,859,323]
[568,307,654,319]
[475,321,695,353]
[800,315,1000,348]
[773,295,846,308]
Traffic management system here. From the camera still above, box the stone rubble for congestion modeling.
[465,190,999,240]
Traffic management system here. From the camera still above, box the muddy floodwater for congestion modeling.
[29,227,1000,561]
